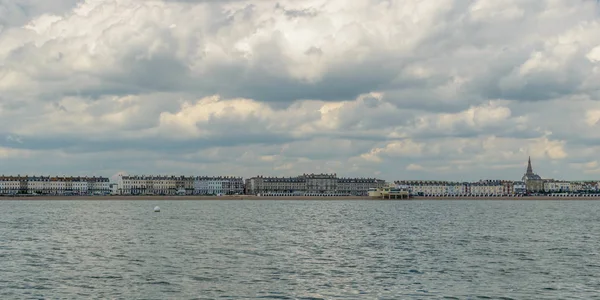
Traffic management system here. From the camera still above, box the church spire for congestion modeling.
[526,156,533,174]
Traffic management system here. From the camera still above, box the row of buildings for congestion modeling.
[0,176,110,195]
[393,158,600,196]
[117,175,245,195]
[244,174,386,196]
[118,173,386,196]
[0,174,386,196]
[1,158,598,196]
[518,157,600,194]
[395,179,600,196]
[395,180,525,196]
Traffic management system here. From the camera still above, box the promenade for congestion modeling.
[2,195,600,200]
[0,195,368,200]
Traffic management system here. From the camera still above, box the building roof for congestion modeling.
[522,173,542,180]
[522,156,542,181]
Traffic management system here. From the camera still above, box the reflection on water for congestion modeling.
[0,200,599,299]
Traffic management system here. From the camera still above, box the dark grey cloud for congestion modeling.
[1,0,600,180]
[0,131,299,154]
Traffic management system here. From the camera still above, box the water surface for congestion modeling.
[0,200,599,299]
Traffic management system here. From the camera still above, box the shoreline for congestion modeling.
[1,195,600,200]
[411,196,600,200]
[0,195,370,201]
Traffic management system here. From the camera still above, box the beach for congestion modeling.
[412,196,600,200]
[1,195,600,200]
[0,195,370,200]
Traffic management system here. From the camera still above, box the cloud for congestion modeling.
[0,0,600,181]
[0,0,81,27]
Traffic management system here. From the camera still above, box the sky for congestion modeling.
[1,0,600,181]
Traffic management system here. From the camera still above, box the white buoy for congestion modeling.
[154,206,161,212]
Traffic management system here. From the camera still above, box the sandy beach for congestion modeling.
[0,195,371,201]
[1,195,600,200]
[411,196,600,200]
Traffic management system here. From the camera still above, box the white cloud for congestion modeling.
[0,147,30,159]
[406,164,424,171]
[0,0,599,181]
[585,110,600,126]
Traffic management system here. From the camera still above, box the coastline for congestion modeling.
[411,196,600,200]
[0,195,370,201]
[1,195,600,200]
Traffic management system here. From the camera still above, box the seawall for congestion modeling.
[2,195,600,200]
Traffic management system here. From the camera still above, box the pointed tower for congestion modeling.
[526,156,533,174]
[522,156,542,193]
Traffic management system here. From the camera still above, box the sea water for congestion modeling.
[0,200,599,299]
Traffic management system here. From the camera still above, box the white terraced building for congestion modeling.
[396,180,520,197]
[396,180,465,196]
[469,181,504,196]
[193,176,244,195]
[72,181,88,194]
[117,175,195,195]
[0,178,21,195]
[0,176,110,195]
[86,177,111,195]
[567,181,600,193]
[544,180,571,192]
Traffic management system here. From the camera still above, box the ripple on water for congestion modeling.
[0,200,599,299]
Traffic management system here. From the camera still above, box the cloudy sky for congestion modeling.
[1,0,600,181]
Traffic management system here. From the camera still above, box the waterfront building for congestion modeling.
[72,179,88,195]
[86,177,111,195]
[502,181,514,195]
[193,176,244,195]
[394,180,465,196]
[395,180,456,196]
[368,185,410,199]
[302,173,338,194]
[65,179,73,194]
[544,180,571,193]
[522,157,544,193]
[446,182,467,195]
[245,174,384,196]
[49,177,66,195]
[568,181,600,193]
[184,177,195,194]
[0,175,110,195]
[109,183,119,195]
[570,182,581,193]
[589,182,600,192]
[117,175,192,195]
[7,175,30,194]
[468,183,483,195]
[26,176,50,194]
[0,176,20,195]
[396,180,519,197]
[245,176,307,195]
[513,181,526,194]
[337,178,386,196]
[470,180,504,196]
[173,176,195,195]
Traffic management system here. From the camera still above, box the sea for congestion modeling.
[0,199,599,299]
